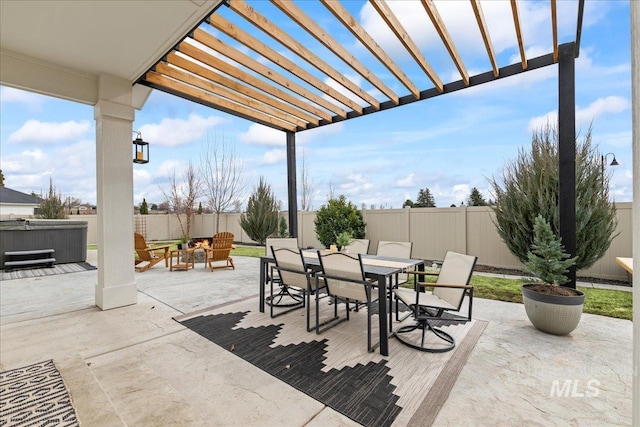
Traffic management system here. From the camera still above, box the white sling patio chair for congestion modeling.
[316,251,376,352]
[376,241,413,285]
[266,237,299,285]
[343,239,370,255]
[393,251,477,353]
[269,247,313,329]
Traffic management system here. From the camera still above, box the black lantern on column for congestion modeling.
[133,131,149,164]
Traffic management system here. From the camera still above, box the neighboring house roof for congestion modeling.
[0,187,40,205]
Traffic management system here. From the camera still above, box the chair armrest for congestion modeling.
[416,282,473,289]
[140,245,169,253]
[406,270,439,276]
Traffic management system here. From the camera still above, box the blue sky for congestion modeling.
[0,0,633,210]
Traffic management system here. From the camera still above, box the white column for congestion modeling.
[631,1,639,423]
[94,74,137,310]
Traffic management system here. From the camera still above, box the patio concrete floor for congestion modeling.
[0,252,633,426]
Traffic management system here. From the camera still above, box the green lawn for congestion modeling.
[94,243,634,320]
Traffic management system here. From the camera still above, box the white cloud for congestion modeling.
[298,122,345,144]
[138,114,226,147]
[528,96,631,131]
[238,122,345,147]
[156,160,189,178]
[0,87,47,109]
[8,119,91,143]
[239,124,285,146]
[359,0,568,63]
[395,173,416,187]
[261,149,287,165]
[452,184,470,204]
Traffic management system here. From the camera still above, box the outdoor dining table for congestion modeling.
[259,250,425,356]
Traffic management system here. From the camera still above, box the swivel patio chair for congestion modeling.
[393,251,477,353]
[265,237,299,285]
[134,233,170,272]
[269,247,313,329]
[206,232,235,271]
[316,251,376,352]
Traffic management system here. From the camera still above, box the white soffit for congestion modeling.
[0,0,221,90]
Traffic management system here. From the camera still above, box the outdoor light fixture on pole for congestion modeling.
[133,131,149,164]
[601,152,619,176]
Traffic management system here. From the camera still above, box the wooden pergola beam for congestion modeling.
[156,61,309,129]
[229,0,384,108]
[510,0,527,70]
[370,0,444,93]
[320,0,420,99]
[178,41,331,123]
[208,14,364,114]
[470,0,499,78]
[269,0,397,106]
[420,0,469,86]
[145,71,297,132]
[192,28,347,119]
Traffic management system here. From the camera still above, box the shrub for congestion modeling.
[314,195,365,248]
[240,177,278,245]
[38,178,66,219]
[490,125,618,270]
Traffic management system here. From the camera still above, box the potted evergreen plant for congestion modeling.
[521,215,584,335]
[335,231,353,252]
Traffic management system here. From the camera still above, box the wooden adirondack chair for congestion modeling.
[134,233,170,272]
[206,232,235,271]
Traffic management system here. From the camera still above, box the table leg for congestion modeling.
[259,258,266,313]
[378,273,389,356]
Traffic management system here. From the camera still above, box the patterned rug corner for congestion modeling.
[0,360,80,427]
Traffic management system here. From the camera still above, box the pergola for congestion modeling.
[1,1,638,419]
[138,0,584,284]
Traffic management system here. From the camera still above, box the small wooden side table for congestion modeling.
[170,248,196,271]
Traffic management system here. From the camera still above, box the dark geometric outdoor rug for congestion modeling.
[1,262,96,281]
[176,296,486,427]
[0,360,79,426]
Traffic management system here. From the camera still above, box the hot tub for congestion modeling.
[0,219,88,269]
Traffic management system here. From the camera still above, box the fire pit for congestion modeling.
[188,237,211,263]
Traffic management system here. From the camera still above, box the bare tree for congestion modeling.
[162,162,201,239]
[327,180,335,201]
[299,148,314,211]
[200,134,245,233]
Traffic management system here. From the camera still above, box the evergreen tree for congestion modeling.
[415,188,436,207]
[140,198,149,215]
[467,187,488,206]
[151,203,158,211]
[197,202,203,214]
[239,177,278,245]
[402,199,414,208]
[314,195,366,248]
[490,124,618,273]
[38,177,66,219]
[0,169,5,186]
[278,216,289,237]
[524,215,577,285]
